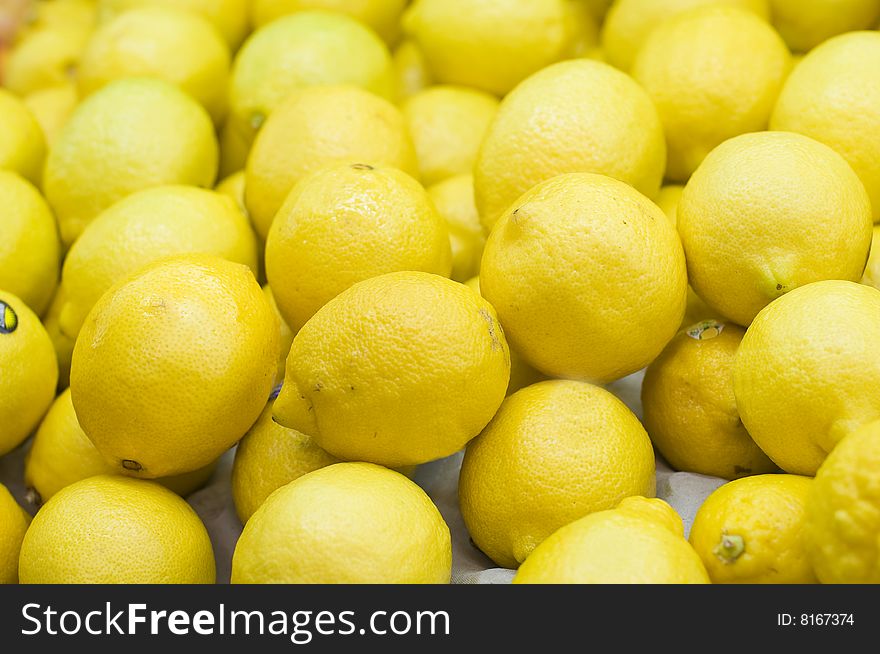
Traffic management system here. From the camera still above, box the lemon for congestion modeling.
[514,497,709,583]
[642,321,776,480]
[96,0,250,49]
[656,184,684,226]
[231,401,339,524]
[266,163,451,332]
[481,173,686,382]
[460,380,655,568]
[218,118,251,180]
[274,271,509,466]
[5,25,89,95]
[70,255,278,478]
[216,170,248,217]
[44,78,218,246]
[78,7,231,124]
[229,11,393,149]
[59,185,258,340]
[42,286,74,389]
[0,171,60,317]
[402,86,499,187]
[0,88,46,186]
[19,475,215,584]
[474,60,665,232]
[0,483,30,584]
[23,83,78,146]
[632,6,790,182]
[771,32,880,222]
[679,132,873,327]
[428,175,484,283]
[244,85,416,240]
[21,0,97,37]
[0,292,58,457]
[402,0,580,96]
[806,420,880,583]
[689,475,816,583]
[734,280,880,476]
[863,226,880,290]
[263,286,294,385]
[769,0,880,52]
[232,462,450,583]
[600,0,770,71]
[251,0,407,45]
[392,39,432,101]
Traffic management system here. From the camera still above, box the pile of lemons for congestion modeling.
[1,0,880,585]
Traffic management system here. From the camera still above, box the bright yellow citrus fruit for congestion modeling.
[262,285,294,385]
[690,474,816,583]
[734,280,880,476]
[266,163,451,331]
[218,117,251,179]
[474,59,665,232]
[392,39,432,101]
[632,6,790,182]
[0,483,30,585]
[642,320,777,479]
[232,463,451,583]
[244,85,416,239]
[480,173,686,382]
[42,286,74,390]
[19,475,215,584]
[460,379,656,568]
[0,88,46,186]
[428,175,484,283]
[0,171,60,317]
[70,255,278,478]
[4,25,89,96]
[250,0,408,45]
[514,497,709,583]
[769,0,880,52]
[274,271,509,467]
[23,83,78,146]
[59,185,258,340]
[0,292,58,457]
[771,31,880,222]
[215,170,248,217]
[656,184,684,226]
[44,78,218,246]
[806,420,880,583]
[678,131,873,326]
[78,7,231,124]
[863,226,880,290]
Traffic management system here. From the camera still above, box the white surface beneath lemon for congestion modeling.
[0,370,726,584]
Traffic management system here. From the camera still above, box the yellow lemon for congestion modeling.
[428,175,484,283]
[806,420,880,583]
[600,0,769,71]
[274,271,509,467]
[262,285,294,385]
[0,483,30,584]
[771,31,880,222]
[44,78,218,246]
[402,86,499,186]
[678,131,873,326]
[0,88,46,186]
[863,226,880,290]
[19,475,215,584]
[23,83,78,146]
[266,163,451,332]
[689,474,816,583]
[0,292,58,456]
[514,497,709,583]
[642,320,777,479]
[25,389,216,506]
[460,380,656,568]
[78,7,231,124]
[656,184,684,226]
[481,173,686,382]
[232,462,450,583]
[250,0,407,45]
[70,255,278,478]
[392,39,432,101]
[734,280,880,476]
[632,6,790,182]
[474,60,665,232]
[21,0,97,37]
[244,85,416,240]
[769,0,880,52]
[231,401,339,524]
[229,11,393,149]
[218,118,251,179]
[0,171,60,316]
[402,0,581,96]
[59,185,258,340]
[42,286,74,389]
[5,25,89,95]
[96,0,249,49]
[216,170,247,217]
